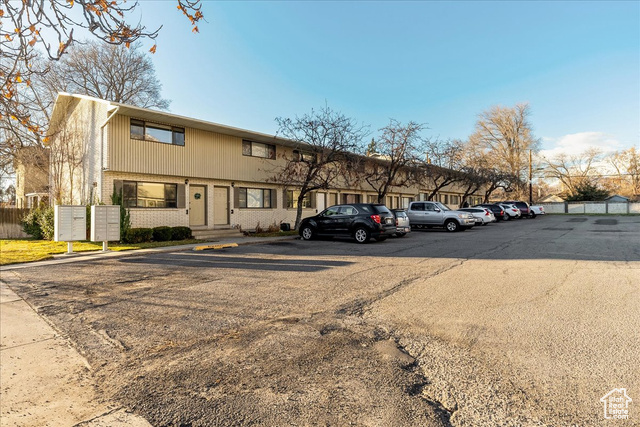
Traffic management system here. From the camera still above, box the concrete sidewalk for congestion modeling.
[0,282,152,426]
[0,235,296,426]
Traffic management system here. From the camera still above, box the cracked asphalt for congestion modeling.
[2,215,639,426]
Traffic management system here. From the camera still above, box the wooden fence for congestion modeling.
[0,208,30,239]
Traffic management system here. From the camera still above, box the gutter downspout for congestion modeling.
[100,107,119,202]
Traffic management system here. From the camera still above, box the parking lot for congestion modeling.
[2,215,639,426]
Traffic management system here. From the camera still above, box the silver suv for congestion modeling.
[406,201,476,232]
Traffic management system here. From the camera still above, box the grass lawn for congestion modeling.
[0,239,201,266]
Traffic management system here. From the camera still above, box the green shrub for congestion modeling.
[111,186,131,242]
[21,206,54,240]
[21,208,44,239]
[124,228,153,244]
[171,226,192,240]
[38,207,55,240]
[152,226,173,242]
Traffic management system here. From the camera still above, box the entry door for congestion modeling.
[189,185,207,227]
[316,193,326,213]
[213,186,229,226]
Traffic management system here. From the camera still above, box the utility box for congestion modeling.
[54,205,86,242]
[91,205,121,243]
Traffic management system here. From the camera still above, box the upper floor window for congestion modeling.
[130,119,185,146]
[243,140,275,159]
[293,150,317,163]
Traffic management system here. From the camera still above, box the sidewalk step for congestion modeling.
[191,228,244,240]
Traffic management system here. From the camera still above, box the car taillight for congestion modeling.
[371,214,381,224]
[512,209,517,212]
[396,218,399,226]
[485,211,489,215]
[500,210,504,215]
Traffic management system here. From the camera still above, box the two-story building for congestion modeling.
[47,93,484,234]
[14,146,49,208]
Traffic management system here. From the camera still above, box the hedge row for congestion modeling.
[123,226,192,244]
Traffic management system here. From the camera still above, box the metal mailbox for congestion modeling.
[54,205,86,242]
[91,205,121,242]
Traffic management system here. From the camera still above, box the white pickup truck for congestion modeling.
[529,205,546,216]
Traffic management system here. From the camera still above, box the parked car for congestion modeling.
[458,207,495,225]
[529,205,546,216]
[391,209,411,237]
[474,203,505,221]
[406,201,476,232]
[499,203,521,220]
[299,203,397,243]
[502,200,534,218]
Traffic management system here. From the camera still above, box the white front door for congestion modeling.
[213,186,229,226]
[189,185,206,227]
[316,193,326,212]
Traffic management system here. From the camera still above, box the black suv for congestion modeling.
[299,203,397,243]
[502,200,534,218]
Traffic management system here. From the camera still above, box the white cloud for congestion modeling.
[539,132,622,160]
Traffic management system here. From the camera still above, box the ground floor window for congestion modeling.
[342,193,361,204]
[123,181,177,208]
[328,193,338,207]
[401,196,414,209]
[239,188,272,208]
[286,190,312,209]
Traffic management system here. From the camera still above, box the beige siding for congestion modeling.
[108,114,282,182]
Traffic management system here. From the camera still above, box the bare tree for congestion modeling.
[542,148,603,197]
[45,41,170,109]
[468,103,539,199]
[418,138,464,200]
[270,106,368,230]
[50,113,87,204]
[606,147,640,198]
[1,0,203,136]
[363,120,426,203]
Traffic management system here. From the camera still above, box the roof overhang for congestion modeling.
[48,93,301,149]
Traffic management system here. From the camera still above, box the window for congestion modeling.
[293,150,317,163]
[328,193,338,207]
[238,188,272,208]
[242,140,276,159]
[123,181,178,208]
[341,193,361,204]
[401,197,413,209]
[286,190,312,209]
[338,206,359,215]
[130,119,185,146]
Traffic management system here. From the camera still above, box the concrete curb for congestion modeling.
[0,236,298,271]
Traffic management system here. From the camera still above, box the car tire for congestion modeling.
[529,212,536,219]
[503,214,510,221]
[482,222,488,226]
[445,220,459,232]
[300,226,314,240]
[375,236,388,242]
[396,232,406,237]
[353,227,370,243]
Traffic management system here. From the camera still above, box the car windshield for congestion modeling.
[435,202,450,211]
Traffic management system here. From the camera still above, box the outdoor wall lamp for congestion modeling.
[185,179,189,184]
[231,182,235,187]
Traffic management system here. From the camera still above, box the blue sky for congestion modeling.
[133,1,639,156]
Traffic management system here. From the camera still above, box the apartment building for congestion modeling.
[47,93,483,231]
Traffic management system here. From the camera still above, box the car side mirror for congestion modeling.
[434,208,441,212]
